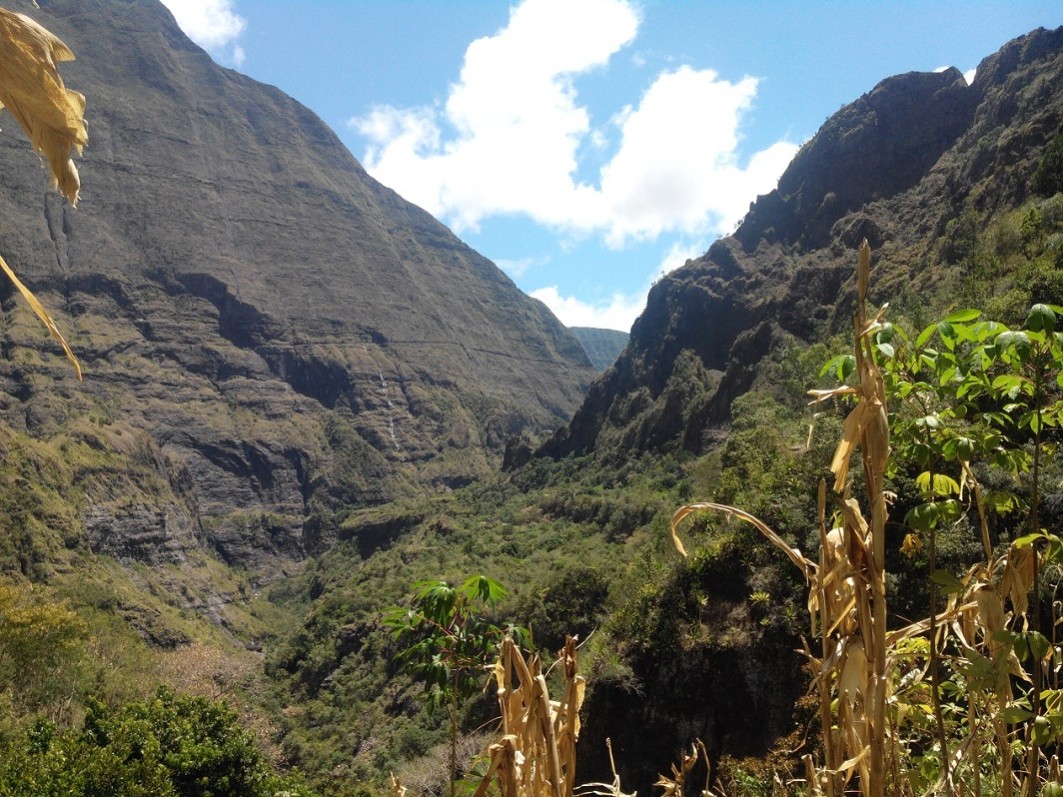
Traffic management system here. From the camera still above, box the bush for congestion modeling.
[0,688,310,797]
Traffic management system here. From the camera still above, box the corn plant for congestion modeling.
[673,241,890,797]
[473,635,585,797]
[670,239,1063,796]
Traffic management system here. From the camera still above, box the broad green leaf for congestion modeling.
[992,373,1025,399]
[914,415,942,429]
[945,308,982,323]
[996,330,1032,362]
[1032,715,1053,746]
[999,705,1035,723]
[915,472,960,497]
[1044,535,1063,564]
[937,320,957,342]
[937,366,957,386]
[1015,631,1052,663]
[1013,531,1047,548]
[820,353,856,380]
[915,322,937,350]
[1025,303,1057,333]
[929,569,965,594]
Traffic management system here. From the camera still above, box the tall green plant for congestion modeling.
[386,575,525,797]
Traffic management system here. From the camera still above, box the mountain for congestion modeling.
[569,326,629,371]
[541,26,1063,463]
[0,0,594,580]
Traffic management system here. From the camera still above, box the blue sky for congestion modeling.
[159,1,1061,331]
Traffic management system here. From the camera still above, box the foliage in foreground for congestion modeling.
[0,687,310,797]
[672,240,1063,797]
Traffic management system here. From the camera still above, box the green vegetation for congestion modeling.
[0,688,309,796]
[1,18,1062,789]
[6,195,1063,795]
[386,575,524,797]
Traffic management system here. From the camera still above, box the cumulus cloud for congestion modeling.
[531,285,645,332]
[351,0,797,247]
[159,0,246,66]
[494,255,547,279]
[658,239,705,277]
[598,67,798,244]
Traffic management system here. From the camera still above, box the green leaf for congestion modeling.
[1033,715,1054,746]
[937,320,957,341]
[915,323,938,350]
[1025,303,1058,333]
[996,330,1033,362]
[460,574,507,605]
[906,503,937,532]
[1015,631,1052,663]
[820,353,857,380]
[929,569,965,594]
[915,472,961,497]
[992,373,1025,400]
[999,705,1035,723]
[945,308,982,323]
[1013,532,1046,548]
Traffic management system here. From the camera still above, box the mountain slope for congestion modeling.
[569,326,629,371]
[541,26,1063,463]
[0,0,594,578]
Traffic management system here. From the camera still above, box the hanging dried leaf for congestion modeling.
[0,252,80,378]
[0,6,86,378]
[0,7,87,203]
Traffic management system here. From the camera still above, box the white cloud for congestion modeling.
[658,239,705,277]
[494,255,546,279]
[531,285,645,332]
[598,67,798,245]
[160,0,246,66]
[533,237,708,332]
[351,0,797,247]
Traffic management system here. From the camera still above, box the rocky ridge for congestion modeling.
[542,26,1063,462]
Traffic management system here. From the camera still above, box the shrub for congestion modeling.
[0,688,310,797]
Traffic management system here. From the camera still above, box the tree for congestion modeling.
[0,687,311,796]
[386,575,525,797]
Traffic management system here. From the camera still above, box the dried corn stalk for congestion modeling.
[671,241,891,797]
[653,740,710,797]
[474,636,585,797]
[0,6,86,378]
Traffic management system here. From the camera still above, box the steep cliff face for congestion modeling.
[0,0,594,577]
[542,26,1063,462]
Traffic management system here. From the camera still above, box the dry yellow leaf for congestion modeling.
[0,6,87,378]
[0,251,80,378]
[0,7,87,203]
